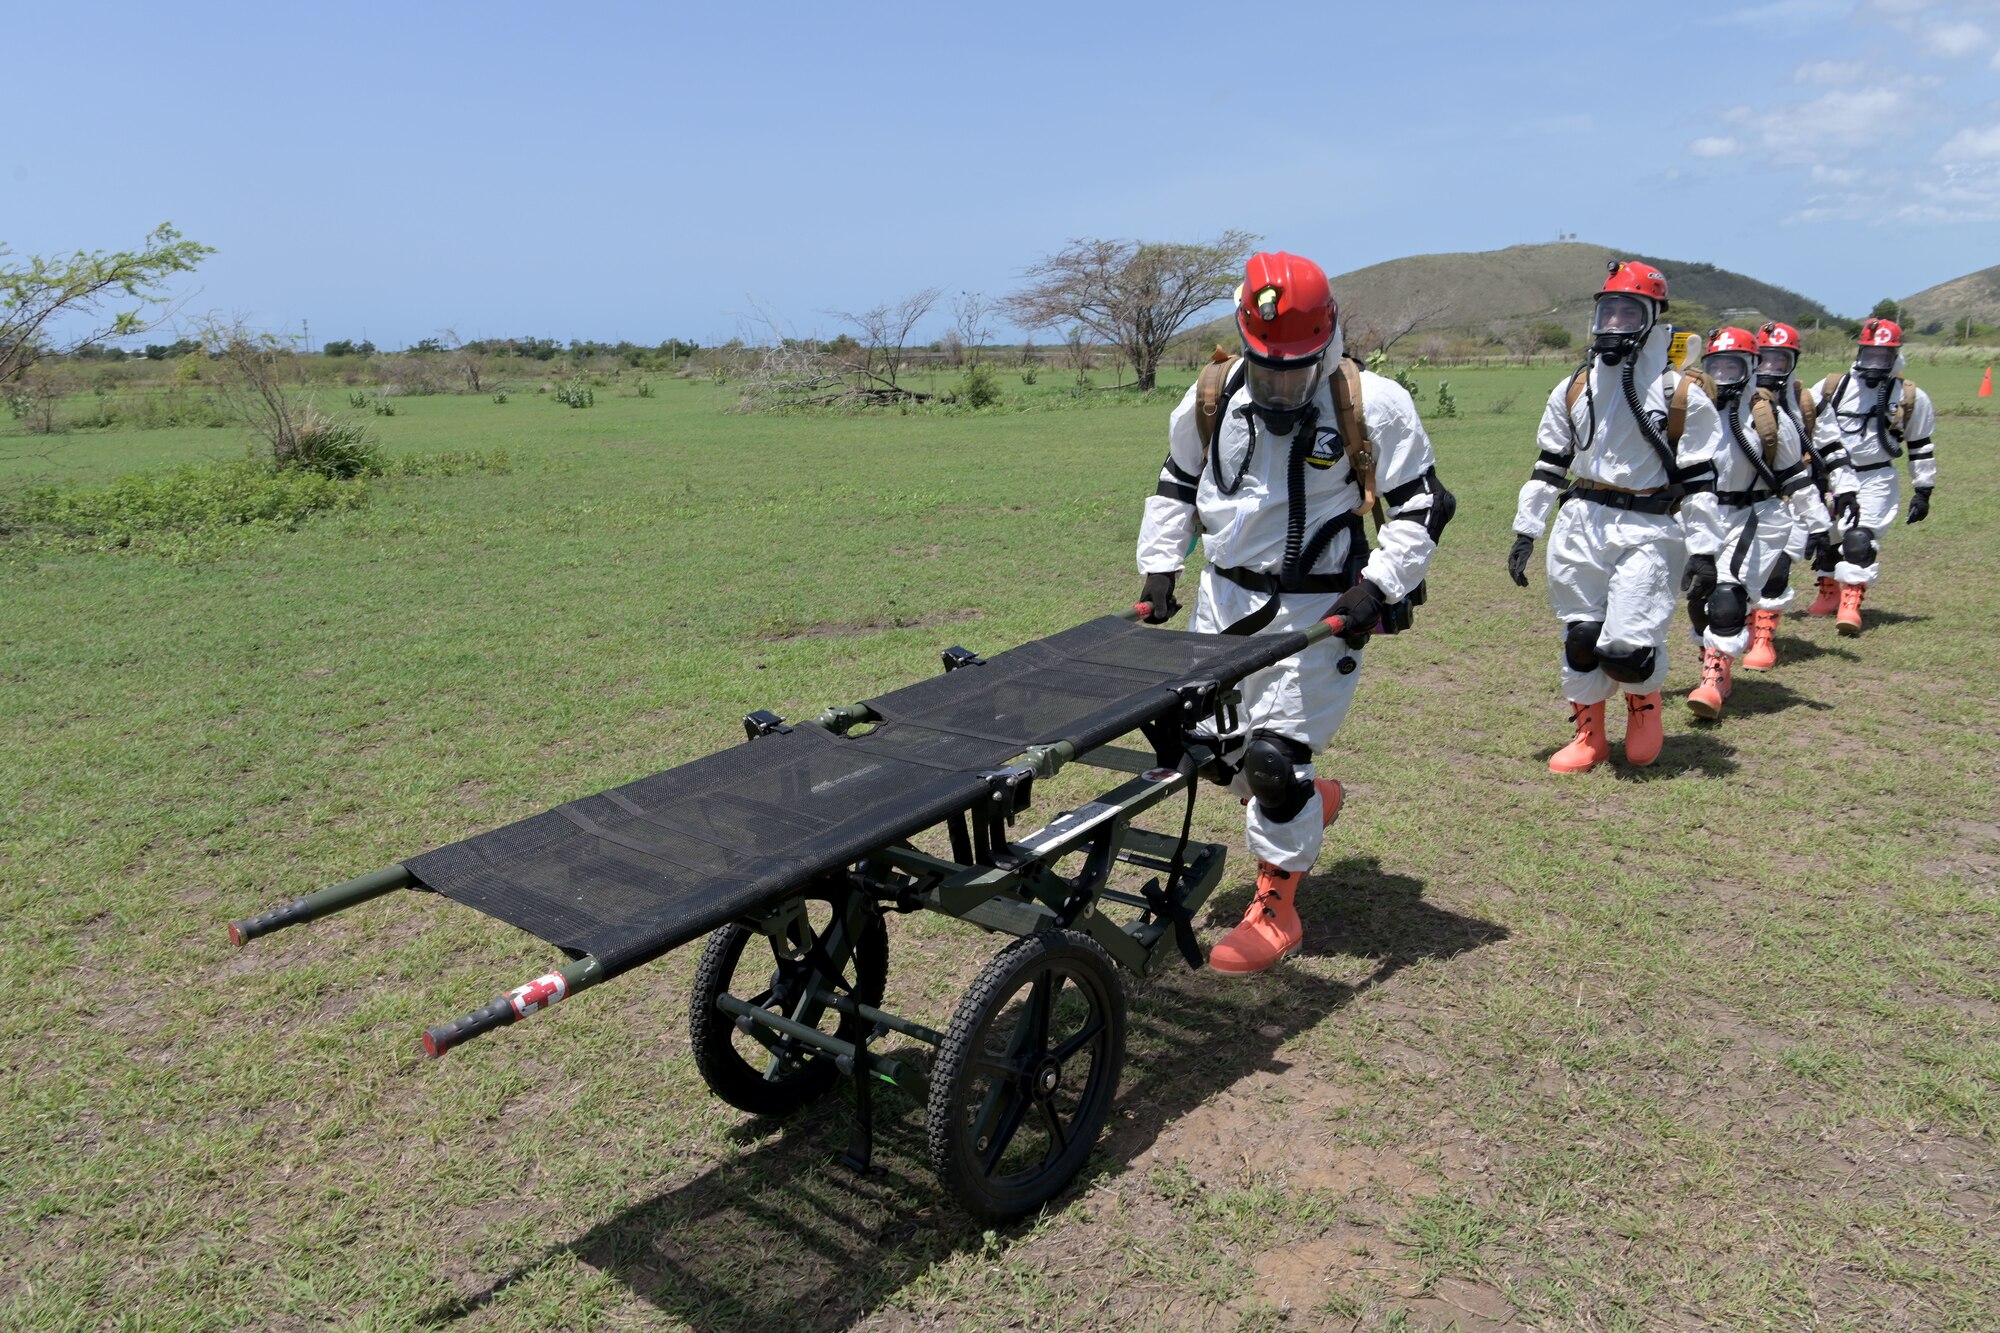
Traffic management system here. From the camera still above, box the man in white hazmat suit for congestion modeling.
[1135,251,1452,975]
[1742,321,1857,670]
[1803,318,1938,635]
[1506,260,1725,773]
[1679,327,1833,719]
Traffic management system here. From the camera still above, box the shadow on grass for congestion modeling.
[1769,634,1860,665]
[418,857,1504,1332]
[1857,608,1930,628]
[1618,729,1740,780]
[1696,677,1834,720]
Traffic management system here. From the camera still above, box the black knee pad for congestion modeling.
[1707,584,1749,637]
[1760,554,1793,600]
[1840,526,1877,567]
[1563,620,1604,673]
[1243,731,1313,823]
[1598,644,1658,684]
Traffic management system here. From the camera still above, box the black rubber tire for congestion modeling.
[688,892,888,1118]
[927,929,1126,1222]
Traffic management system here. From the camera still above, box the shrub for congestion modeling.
[1020,367,1038,386]
[636,379,654,398]
[957,364,1002,408]
[1529,321,1572,350]
[554,375,595,408]
[289,409,383,478]
[348,391,370,409]
[1488,392,1519,414]
[492,391,509,404]
[372,398,396,417]
[1,461,367,553]
[1435,380,1457,418]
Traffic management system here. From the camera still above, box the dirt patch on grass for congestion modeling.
[758,608,981,642]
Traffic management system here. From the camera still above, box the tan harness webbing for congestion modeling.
[1194,352,1383,527]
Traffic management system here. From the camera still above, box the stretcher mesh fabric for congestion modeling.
[404,617,1307,973]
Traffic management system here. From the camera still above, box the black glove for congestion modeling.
[1138,571,1180,624]
[1906,487,1931,525]
[1802,529,1829,565]
[1681,553,1718,602]
[1832,492,1860,527]
[1328,579,1386,647]
[1506,533,1536,587]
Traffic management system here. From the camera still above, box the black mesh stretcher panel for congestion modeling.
[403,618,1309,975]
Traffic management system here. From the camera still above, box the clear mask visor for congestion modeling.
[1704,351,1753,392]
[1756,347,1797,379]
[1855,345,1897,374]
[1246,357,1323,411]
[1591,293,1651,337]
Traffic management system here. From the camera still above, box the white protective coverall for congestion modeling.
[1813,356,1938,586]
[1512,324,1726,703]
[1137,351,1443,873]
[1693,388,1832,655]
[1767,374,1858,612]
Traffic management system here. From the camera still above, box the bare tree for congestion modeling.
[437,327,491,394]
[1003,231,1255,391]
[1061,325,1090,372]
[951,291,991,367]
[1342,291,1456,359]
[829,287,942,392]
[1505,323,1547,366]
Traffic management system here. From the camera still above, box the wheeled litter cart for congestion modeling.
[230,609,1357,1220]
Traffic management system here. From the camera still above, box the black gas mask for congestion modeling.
[1589,293,1654,366]
[1704,350,1754,402]
[1853,344,1896,387]
[1754,345,1796,391]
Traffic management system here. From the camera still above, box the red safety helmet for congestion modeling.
[1756,321,1801,351]
[1602,259,1669,305]
[1755,322,1802,386]
[1703,326,1757,395]
[1236,252,1336,365]
[1858,317,1902,348]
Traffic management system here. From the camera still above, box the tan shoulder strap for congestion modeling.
[1193,353,1238,458]
[1819,372,1841,403]
[1667,370,1714,446]
[1565,365,1587,414]
[1749,388,1781,465]
[1897,376,1916,434]
[1794,379,1817,438]
[1331,356,1384,527]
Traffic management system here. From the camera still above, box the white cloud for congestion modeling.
[1794,59,1869,85]
[1923,20,1990,55]
[1739,85,1916,162]
[1689,136,1741,158]
[1937,123,2000,159]
[1992,45,2000,68]
[1812,164,1865,185]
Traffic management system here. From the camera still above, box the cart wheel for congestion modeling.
[689,892,888,1118]
[927,929,1126,1222]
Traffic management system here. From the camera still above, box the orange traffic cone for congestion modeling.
[1980,366,1993,398]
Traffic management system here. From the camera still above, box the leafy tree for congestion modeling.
[1869,298,1906,323]
[1003,232,1256,391]
[1528,321,1571,350]
[1,223,211,384]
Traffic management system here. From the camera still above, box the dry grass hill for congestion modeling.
[1900,263,2000,330]
[1326,240,1838,343]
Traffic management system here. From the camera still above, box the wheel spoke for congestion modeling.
[1026,968,1054,1053]
[973,1052,1029,1082]
[1039,1099,1070,1152]
[980,1089,1033,1176]
[1049,1016,1103,1065]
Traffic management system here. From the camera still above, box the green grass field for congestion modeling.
[4,362,1996,1331]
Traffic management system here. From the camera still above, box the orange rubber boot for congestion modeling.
[1316,778,1344,827]
[1687,649,1730,720]
[1548,701,1609,774]
[1718,648,1735,700]
[1742,610,1779,670]
[1623,692,1665,766]
[1806,577,1840,616]
[1836,582,1865,637]
[1209,863,1303,975]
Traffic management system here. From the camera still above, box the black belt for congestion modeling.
[1716,489,1776,508]
[1210,565,1350,595]
[1854,459,1896,474]
[1565,484,1676,515]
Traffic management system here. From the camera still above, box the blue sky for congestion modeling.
[6,0,1996,349]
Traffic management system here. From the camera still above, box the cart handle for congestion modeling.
[1126,602,1352,642]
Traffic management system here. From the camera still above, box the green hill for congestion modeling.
[1899,263,2000,331]
[1326,241,1839,343]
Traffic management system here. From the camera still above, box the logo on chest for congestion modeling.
[1306,427,1343,470]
